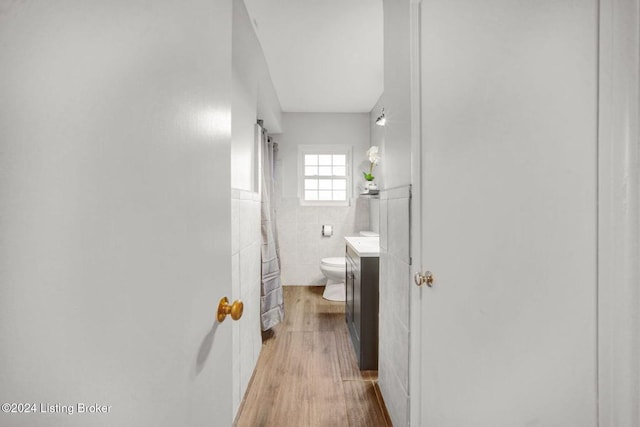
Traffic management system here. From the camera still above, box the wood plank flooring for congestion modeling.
[234,286,392,427]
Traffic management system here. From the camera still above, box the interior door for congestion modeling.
[0,2,235,426]
[418,1,598,425]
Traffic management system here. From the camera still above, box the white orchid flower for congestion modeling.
[364,146,381,181]
[367,146,379,163]
[369,152,381,165]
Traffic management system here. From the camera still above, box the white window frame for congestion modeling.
[298,145,352,207]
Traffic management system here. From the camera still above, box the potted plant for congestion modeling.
[363,146,380,192]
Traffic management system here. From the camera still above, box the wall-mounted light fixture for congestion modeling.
[375,108,386,126]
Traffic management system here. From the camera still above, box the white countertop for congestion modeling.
[344,236,380,257]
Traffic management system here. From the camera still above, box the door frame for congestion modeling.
[408,0,423,426]
[597,0,640,425]
[407,0,640,425]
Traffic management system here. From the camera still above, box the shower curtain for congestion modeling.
[260,127,284,330]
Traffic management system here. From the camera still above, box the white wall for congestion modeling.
[275,113,371,285]
[369,95,385,234]
[380,1,412,190]
[231,1,281,416]
[232,0,282,191]
[369,96,386,189]
[277,113,372,198]
[376,1,413,425]
[0,1,234,426]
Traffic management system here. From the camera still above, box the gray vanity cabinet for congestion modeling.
[345,244,379,370]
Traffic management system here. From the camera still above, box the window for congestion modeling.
[299,146,351,206]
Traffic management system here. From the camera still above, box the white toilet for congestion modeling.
[320,257,347,301]
[320,231,379,301]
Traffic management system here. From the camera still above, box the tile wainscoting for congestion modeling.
[231,189,263,415]
[378,185,411,427]
[275,197,370,285]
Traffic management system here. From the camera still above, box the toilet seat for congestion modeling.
[321,257,346,268]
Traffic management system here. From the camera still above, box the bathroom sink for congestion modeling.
[344,236,380,257]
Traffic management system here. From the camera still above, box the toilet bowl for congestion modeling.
[320,231,379,302]
[320,257,347,301]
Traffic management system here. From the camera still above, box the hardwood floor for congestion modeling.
[234,286,392,427]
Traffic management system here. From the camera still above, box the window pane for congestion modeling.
[333,190,346,201]
[332,166,346,176]
[318,191,332,201]
[333,179,346,190]
[300,149,350,205]
[318,166,332,176]
[318,179,332,190]
[318,154,332,166]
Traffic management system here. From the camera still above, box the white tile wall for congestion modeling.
[380,198,388,250]
[275,196,370,285]
[273,112,372,285]
[378,362,409,427]
[369,198,380,234]
[387,198,410,264]
[378,186,411,427]
[387,251,410,330]
[231,190,262,415]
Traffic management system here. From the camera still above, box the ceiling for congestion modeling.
[243,0,383,113]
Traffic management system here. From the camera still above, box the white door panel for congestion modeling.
[0,1,234,426]
[419,1,598,426]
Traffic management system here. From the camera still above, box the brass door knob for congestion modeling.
[414,271,435,287]
[217,297,244,322]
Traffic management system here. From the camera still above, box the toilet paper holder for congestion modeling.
[322,225,333,237]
